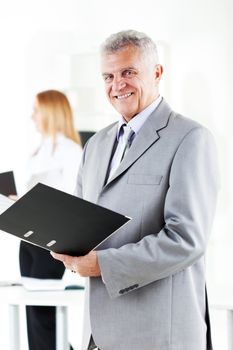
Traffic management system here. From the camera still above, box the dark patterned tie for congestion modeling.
[120,124,135,161]
[106,124,135,182]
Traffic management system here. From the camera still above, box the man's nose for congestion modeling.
[112,75,126,90]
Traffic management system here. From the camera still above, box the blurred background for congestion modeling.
[0,0,232,348]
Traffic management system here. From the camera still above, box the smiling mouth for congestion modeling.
[115,92,133,100]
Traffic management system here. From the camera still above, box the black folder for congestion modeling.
[0,171,17,196]
[0,183,130,256]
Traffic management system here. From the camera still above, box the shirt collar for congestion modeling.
[117,96,162,140]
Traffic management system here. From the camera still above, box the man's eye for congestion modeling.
[122,70,136,78]
[104,75,113,82]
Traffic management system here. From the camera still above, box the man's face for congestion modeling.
[101,46,162,121]
[32,98,44,134]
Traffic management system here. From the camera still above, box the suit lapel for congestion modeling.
[104,99,172,187]
[95,123,118,191]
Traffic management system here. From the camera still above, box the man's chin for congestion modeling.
[120,112,136,121]
[112,105,136,119]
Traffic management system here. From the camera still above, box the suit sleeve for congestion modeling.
[97,127,220,299]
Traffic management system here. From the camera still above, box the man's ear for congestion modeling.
[155,64,163,81]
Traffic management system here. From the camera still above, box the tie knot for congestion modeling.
[122,124,135,144]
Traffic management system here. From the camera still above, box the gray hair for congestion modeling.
[101,29,159,66]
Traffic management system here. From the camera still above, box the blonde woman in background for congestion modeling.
[20,90,82,350]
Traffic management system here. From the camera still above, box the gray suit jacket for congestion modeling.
[76,99,219,350]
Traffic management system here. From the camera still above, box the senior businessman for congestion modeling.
[52,29,219,350]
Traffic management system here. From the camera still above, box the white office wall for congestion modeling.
[0,0,232,349]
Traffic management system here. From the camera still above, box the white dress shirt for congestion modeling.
[26,133,83,195]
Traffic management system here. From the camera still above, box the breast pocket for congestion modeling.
[127,174,163,185]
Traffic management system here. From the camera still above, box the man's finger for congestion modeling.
[50,251,70,263]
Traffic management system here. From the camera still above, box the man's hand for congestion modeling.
[50,250,101,277]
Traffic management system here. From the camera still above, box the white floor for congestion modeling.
[211,309,228,350]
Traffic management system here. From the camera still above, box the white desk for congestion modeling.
[209,284,233,350]
[0,286,84,350]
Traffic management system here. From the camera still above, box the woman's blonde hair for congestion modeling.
[36,90,81,146]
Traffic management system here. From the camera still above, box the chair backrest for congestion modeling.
[79,131,96,147]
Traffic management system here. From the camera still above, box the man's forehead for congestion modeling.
[101,47,143,73]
